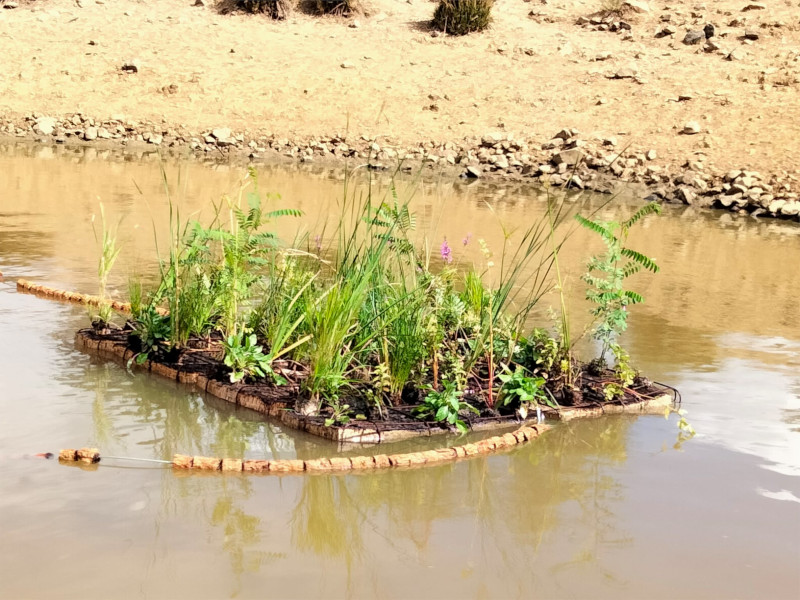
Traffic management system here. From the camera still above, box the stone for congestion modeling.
[677,187,696,205]
[3,2,19,8]
[727,49,745,61]
[743,30,759,40]
[121,61,139,73]
[211,127,231,140]
[84,127,98,141]
[341,61,355,69]
[682,121,701,135]
[611,67,638,79]
[683,30,706,45]
[741,3,766,11]
[656,25,677,38]
[704,23,716,39]
[768,199,787,213]
[780,202,800,217]
[646,149,657,160]
[34,117,56,136]
[552,149,584,166]
[465,166,481,178]
[622,0,649,13]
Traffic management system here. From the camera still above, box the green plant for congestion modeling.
[433,0,493,36]
[222,330,286,384]
[248,254,315,363]
[91,204,122,325]
[324,399,353,427]
[497,366,554,418]
[415,380,479,433]
[186,174,301,337]
[238,0,288,19]
[576,202,661,363]
[130,305,171,365]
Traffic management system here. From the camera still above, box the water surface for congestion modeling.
[0,142,798,599]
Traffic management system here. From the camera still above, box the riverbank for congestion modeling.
[1,0,799,218]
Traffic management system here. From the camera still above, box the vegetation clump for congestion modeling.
[313,0,358,16]
[96,168,664,434]
[432,0,493,36]
[237,0,288,19]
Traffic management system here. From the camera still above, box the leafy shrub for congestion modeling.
[222,331,285,384]
[497,366,553,419]
[576,202,661,363]
[238,0,288,19]
[432,0,493,36]
[415,380,479,433]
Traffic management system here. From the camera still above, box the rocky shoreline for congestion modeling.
[4,111,799,221]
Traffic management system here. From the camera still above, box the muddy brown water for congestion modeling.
[0,142,798,599]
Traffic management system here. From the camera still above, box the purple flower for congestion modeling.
[440,238,453,264]
[463,233,472,246]
[314,234,322,252]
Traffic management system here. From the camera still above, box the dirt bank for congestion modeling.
[1,0,799,214]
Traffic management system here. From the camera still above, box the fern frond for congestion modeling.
[621,248,659,273]
[622,202,661,230]
[574,214,613,240]
[623,263,642,278]
[623,290,644,303]
[264,208,303,219]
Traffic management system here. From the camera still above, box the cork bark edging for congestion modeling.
[16,279,168,315]
[170,424,548,474]
[60,426,546,474]
[74,328,674,443]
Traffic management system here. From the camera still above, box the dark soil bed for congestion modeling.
[76,325,676,444]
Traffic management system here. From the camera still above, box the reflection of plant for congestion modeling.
[415,380,479,433]
[497,366,553,417]
[222,331,285,384]
[576,202,661,363]
[664,406,696,448]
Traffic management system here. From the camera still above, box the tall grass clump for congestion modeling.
[91,203,122,326]
[433,0,493,36]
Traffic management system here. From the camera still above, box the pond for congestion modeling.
[0,142,798,599]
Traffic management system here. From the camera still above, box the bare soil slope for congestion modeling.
[0,0,798,174]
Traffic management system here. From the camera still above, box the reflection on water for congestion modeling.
[0,142,799,599]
